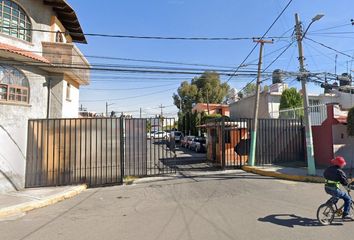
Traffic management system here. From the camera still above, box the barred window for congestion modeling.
[0,0,32,42]
[0,65,29,103]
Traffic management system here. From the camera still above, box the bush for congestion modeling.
[348,107,354,136]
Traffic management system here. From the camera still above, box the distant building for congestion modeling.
[229,82,352,120]
[192,103,230,117]
[0,0,90,192]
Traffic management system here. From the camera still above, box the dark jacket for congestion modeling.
[323,165,348,187]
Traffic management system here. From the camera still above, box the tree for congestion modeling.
[348,107,354,136]
[239,83,257,98]
[173,71,230,112]
[279,88,303,118]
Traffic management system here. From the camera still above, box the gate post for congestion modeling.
[120,117,125,182]
[221,117,226,169]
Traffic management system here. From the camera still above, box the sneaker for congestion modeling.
[342,214,354,221]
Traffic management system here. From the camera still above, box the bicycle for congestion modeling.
[317,183,354,225]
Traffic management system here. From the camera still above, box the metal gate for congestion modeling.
[25,117,176,188]
[206,117,305,168]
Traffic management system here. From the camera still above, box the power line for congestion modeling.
[0,26,289,41]
[304,37,353,58]
[80,87,176,102]
[238,41,295,94]
[82,83,175,91]
[225,0,294,83]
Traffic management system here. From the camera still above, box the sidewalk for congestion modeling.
[242,165,326,183]
[0,185,86,219]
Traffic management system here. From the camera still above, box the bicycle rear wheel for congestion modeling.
[317,203,335,225]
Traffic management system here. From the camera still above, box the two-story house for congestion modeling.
[0,0,90,192]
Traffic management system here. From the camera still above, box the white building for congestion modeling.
[229,82,353,120]
[0,0,90,192]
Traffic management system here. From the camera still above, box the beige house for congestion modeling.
[0,0,90,192]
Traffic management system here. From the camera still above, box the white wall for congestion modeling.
[332,124,354,166]
[0,67,48,192]
[0,0,54,53]
[62,80,80,118]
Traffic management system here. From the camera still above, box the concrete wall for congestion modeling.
[332,124,354,167]
[229,93,269,120]
[62,80,80,118]
[0,66,48,192]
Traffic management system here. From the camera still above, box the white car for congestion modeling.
[170,131,184,142]
[150,131,168,139]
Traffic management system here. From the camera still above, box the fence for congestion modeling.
[26,118,123,188]
[26,117,176,188]
[270,104,327,126]
[205,117,305,167]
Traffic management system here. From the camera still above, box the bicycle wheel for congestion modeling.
[317,203,335,226]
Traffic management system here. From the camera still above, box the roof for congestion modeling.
[0,43,50,64]
[43,0,87,44]
[334,116,347,124]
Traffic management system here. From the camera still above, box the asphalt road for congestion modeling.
[1,170,352,240]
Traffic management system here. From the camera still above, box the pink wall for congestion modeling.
[312,105,336,167]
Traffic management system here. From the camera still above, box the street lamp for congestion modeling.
[302,14,325,39]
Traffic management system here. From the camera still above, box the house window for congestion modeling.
[0,65,29,103]
[309,99,321,112]
[55,31,63,43]
[66,83,71,101]
[0,0,32,42]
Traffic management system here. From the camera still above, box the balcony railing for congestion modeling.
[41,42,90,85]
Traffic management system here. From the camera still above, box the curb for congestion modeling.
[242,166,325,183]
[0,184,87,219]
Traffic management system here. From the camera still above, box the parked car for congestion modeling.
[150,131,168,139]
[195,138,207,153]
[147,131,157,139]
[186,136,196,149]
[170,131,184,143]
[190,137,206,152]
[181,136,195,148]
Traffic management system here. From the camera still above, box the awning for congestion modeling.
[0,43,50,64]
[43,0,87,44]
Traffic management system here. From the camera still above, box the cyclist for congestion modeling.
[324,156,353,221]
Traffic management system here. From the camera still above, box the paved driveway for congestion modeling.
[0,170,352,240]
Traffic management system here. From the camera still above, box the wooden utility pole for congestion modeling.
[249,39,273,166]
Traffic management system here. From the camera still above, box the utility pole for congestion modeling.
[106,102,115,118]
[295,13,316,175]
[159,104,165,118]
[249,39,273,166]
[140,107,142,118]
[206,89,210,115]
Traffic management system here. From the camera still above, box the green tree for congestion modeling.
[243,83,257,97]
[348,107,354,136]
[279,88,303,118]
[173,71,230,112]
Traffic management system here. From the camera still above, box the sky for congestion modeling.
[68,0,354,117]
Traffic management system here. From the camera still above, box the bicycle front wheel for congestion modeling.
[317,203,335,226]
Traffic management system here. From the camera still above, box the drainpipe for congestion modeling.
[46,78,51,119]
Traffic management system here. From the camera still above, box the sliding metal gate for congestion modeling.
[25,117,176,188]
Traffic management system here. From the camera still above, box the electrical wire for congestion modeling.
[0,26,289,41]
[304,37,353,58]
[225,0,294,83]
[238,41,295,94]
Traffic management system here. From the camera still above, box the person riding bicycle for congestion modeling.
[324,156,353,221]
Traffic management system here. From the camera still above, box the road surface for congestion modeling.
[1,170,351,240]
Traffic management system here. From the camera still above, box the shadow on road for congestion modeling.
[258,214,343,228]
